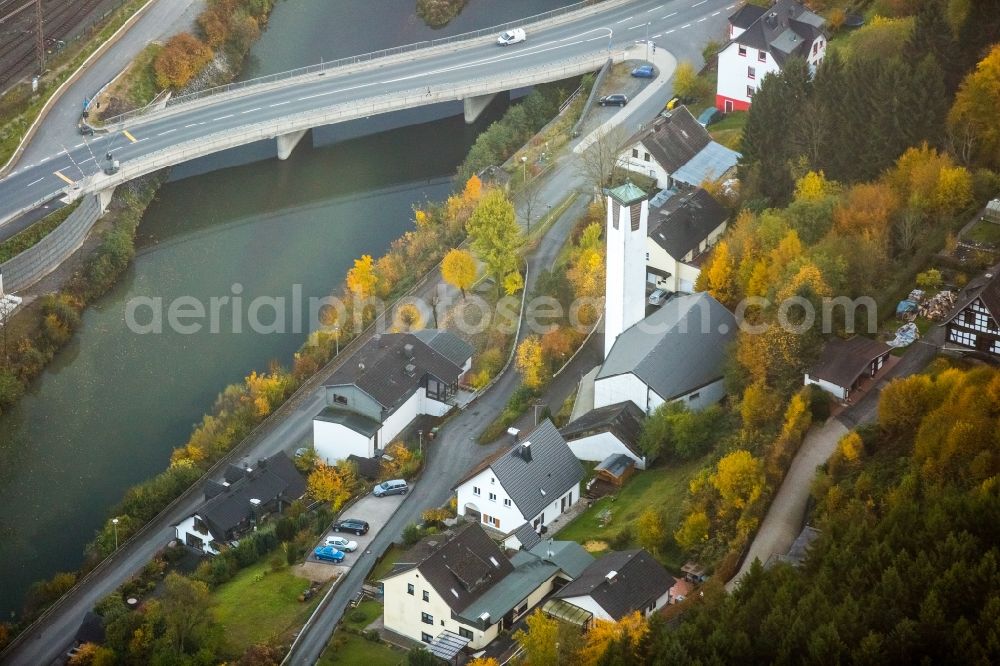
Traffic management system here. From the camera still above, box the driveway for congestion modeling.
[309,492,407,572]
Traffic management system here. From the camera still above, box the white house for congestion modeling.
[804,336,893,401]
[594,291,737,414]
[173,452,305,554]
[548,549,674,625]
[312,329,472,464]
[454,419,583,540]
[561,400,648,470]
[646,188,729,294]
[381,523,593,651]
[942,268,1000,358]
[618,107,739,191]
[716,0,827,112]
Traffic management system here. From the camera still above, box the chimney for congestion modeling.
[546,538,555,559]
[403,343,415,359]
[521,442,532,462]
[605,570,618,583]
[404,363,417,377]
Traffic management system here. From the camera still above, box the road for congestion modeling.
[728,326,946,588]
[0,0,736,230]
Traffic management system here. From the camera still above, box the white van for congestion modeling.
[373,479,408,497]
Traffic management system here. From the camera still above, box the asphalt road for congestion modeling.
[0,0,735,229]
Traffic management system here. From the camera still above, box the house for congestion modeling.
[546,549,674,625]
[561,400,647,469]
[173,452,305,555]
[594,291,737,414]
[646,188,729,294]
[716,0,827,112]
[618,107,739,190]
[804,336,893,401]
[380,523,594,650]
[942,269,1000,358]
[454,419,583,540]
[312,329,472,464]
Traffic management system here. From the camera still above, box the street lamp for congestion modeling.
[521,155,527,184]
[418,429,424,456]
[112,517,119,551]
[645,22,651,61]
[333,324,340,356]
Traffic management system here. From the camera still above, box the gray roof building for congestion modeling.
[625,106,711,174]
[455,420,584,522]
[597,292,737,402]
[648,189,729,262]
[561,401,646,458]
[727,0,826,66]
[555,549,674,620]
[670,142,740,188]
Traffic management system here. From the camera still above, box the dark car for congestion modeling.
[598,94,628,107]
[631,65,655,78]
[333,518,369,535]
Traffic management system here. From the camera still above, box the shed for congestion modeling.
[984,198,1000,224]
[804,336,893,401]
[593,453,636,487]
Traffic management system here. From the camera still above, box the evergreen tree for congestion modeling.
[906,0,962,93]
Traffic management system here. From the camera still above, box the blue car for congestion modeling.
[314,546,345,563]
[631,65,655,78]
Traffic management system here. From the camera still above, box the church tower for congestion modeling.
[604,182,649,359]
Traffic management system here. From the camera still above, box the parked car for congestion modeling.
[497,28,526,46]
[697,107,723,127]
[631,64,655,78]
[648,289,672,306]
[313,546,346,563]
[333,518,370,535]
[598,94,628,107]
[325,536,359,551]
[373,479,408,497]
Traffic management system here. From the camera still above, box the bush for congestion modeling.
[402,523,422,546]
[154,33,213,89]
[349,610,367,623]
[610,526,633,550]
[416,0,468,27]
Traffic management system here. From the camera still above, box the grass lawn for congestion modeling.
[965,220,1000,247]
[318,631,405,666]
[557,456,708,572]
[212,560,325,655]
[369,544,405,582]
[342,600,383,631]
[708,111,747,151]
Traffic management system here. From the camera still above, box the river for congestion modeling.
[0,0,578,619]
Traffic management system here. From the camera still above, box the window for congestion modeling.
[747,66,755,80]
[407,583,414,596]
[459,627,473,640]
[482,513,499,528]
[757,50,766,62]
[422,590,429,602]
[632,148,639,158]
[489,492,497,502]
[738,45,746,57]
[643,151,650,162]
[421,612,434,625]
[812,43,818,55]
[333,394,348,405]
[421,632,433,643]
[949,328,977,347]
[473,486,480,496]
[747,85,754,98]
[504,498,512,507]
[688,392,701,401]
[490,477,495,484]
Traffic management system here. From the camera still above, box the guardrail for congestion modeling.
[101,0,634,126]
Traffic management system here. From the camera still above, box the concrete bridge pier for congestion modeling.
[97,186,116,214]
[463,92,498,124]
[276,129,309,160]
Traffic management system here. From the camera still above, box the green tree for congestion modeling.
[466,189,523,292]
[160,573,215,654]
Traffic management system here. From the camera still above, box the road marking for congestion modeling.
[616,16,632,23]
[269,100,291,107]
[240,107,262,114]
[298,90,336,101]
[652,33,663,38]
[693,0,707,6]
[27,177,44,186]
[122,130,137,143]
[185,123,199,128]
[213,114,234,121]
[697,17,707,22]
[80,156,95,162]
[53,170,74,185]
[681,23,691,28]
[712,11,721,16]
[157,128,177,136]
[74,142,84,148]
[646,6,659,11]
[628,23,644,29]
[663,12,677,18]
[727,4,735,8]
[665,29,675,34]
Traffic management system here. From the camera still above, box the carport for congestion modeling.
[427,630,470,665]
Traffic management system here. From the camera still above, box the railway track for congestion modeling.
[0,0,114,90]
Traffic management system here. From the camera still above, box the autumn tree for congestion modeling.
[949,41,1000,167]
[467,658,500,666]
[346,254,378,299]
[674,510,710,552]
[672,61,708,99]
[513,610,560,666]
[441,248,477,297]
[503,270,524,296]
[637,508,666,554]
[711,450,765,513]
[466,189,523,292]
[154,33,213,89]
[516,335,547,389]
[307,462,355,510]
[160,573,215,655]
[578,612,650,666]
[380,441,415,479]
[67,642,116,666]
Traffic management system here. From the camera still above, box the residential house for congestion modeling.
[646,188,729,294]
[546,549,674,626]
[312,329,472,464]
[942,269,1000,358]
[804,336,893,401]
[381,523,594,650]
[561,400,647,469]
[454,419,583,541]
[594,291,737,414]
[173,452,305,555]
[618,106,739,191]
[716,0,827,112]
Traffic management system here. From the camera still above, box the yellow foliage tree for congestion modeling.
[463,174,483,202]
[153,33,213,89]
[516,335,547,389]
[441,248,477,297]
[513,610,559,666]
[467,659,500,666]
[704,240,738,306]
[711,450,765,512]
[380,441,415,480]
[503,270,524,296]
[948,44,1000,170]
[934,165,973,216]
[838,431,864,463]
[793,170,834,202]
[307,463,354,510]
[346,254,378,299]
[740,380,782,436]
[578,612,649,666]
[674,510,711,551]
[637,508,665,555]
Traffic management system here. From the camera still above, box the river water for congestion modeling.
[0,0,577,618]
